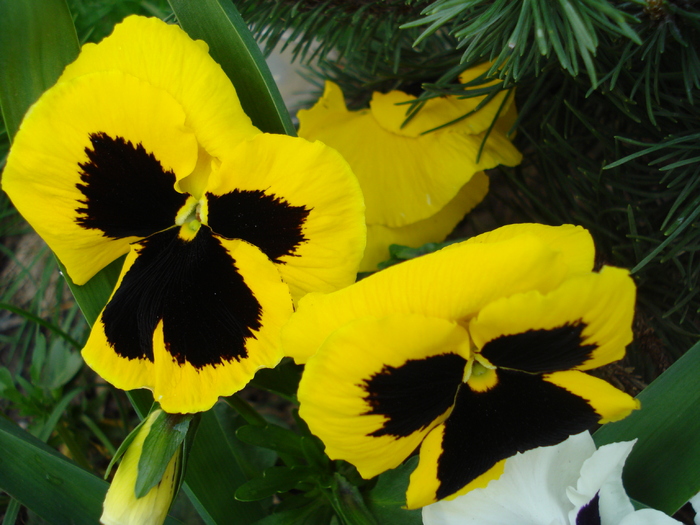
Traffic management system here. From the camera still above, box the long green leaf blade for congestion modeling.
[183,409,267,525]
[0,417,184,524]
[168,0,295,136]
[0,0,79,140]
[594,341,700,514]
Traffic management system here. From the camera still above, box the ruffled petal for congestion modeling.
[204,133,366,302]
[298,81,520,227]
[360,172,489,272]
[567,440,636,524]
[544,371,640,424]
[82,226,293,413]
[3,71,198,284]
[407,368,608,507]
[462,223,595,276]
[58,15,259,164]
[369,87,511,137]
[283,228,576,363]
[471,266,636,372]
[298,314,469,479]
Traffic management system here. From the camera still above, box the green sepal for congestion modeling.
[105,403,160,479]
[594,340,700,515]
[235,466,316,502]
[136,411,193,498]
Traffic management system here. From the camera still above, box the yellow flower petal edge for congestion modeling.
[59,15,259,161]
[3,70,198,284]
[283,225,585,363]
[205,133,366,302]
[461,222,596,275]
[470,266,636,371]
[369,87,511,138]
[360,172,489,272]
[298,314,470,479]
[544,371,640,424]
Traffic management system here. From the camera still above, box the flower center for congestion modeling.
[465,355,498,393]
[175,196,204,240]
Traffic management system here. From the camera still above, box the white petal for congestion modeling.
[618,509,682,525]
[690,490,700,525]
[423,432,596,525]
[566,440,636,525]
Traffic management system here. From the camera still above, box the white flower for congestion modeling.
[422,432,681,525]
[689,491,700,525]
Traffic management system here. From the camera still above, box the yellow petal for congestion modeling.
[283,228,575,363]
[360,172,489,272]
[82,228,293,413]
[298,81,520,227]
[544,371,640,424]
[298,314,469,479]
[461,223,596,276]
[369,87,511,137]
[470,266,636,372]
[204,133,366,302]
[3,71,198,285]
[406,421,506,508]
[58,15,259,162]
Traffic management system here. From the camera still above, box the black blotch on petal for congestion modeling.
[361,353,466,438]
[576,493,602,525]
[434,369,600,500]
[101,226,262,368]
[76,132,187,238]
[207,190,311,263]
[480,322,597,373]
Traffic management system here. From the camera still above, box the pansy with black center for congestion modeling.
[283,224,639,508]
[3,16,365,413]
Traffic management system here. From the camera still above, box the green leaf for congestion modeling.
[252,499,333,525]
[183,408,268,524]
[594,341,700,515]
[0,0,79,141]
[329,473,378,525]
[237,424,306,461]
[58,256,125,327]
[236,466,316,502]
[366,457,421,525]
[0,417,184,524]
[136,412,192,498]
[168,0,295,136]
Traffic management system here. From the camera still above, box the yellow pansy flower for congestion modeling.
[3,16,365,413]
[283,224,639,508]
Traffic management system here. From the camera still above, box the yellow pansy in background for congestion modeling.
[297,66,522,271]
[3,15,366,414]
[101,410,179,525]
[284,223,639,509]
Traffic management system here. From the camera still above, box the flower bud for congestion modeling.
[101,410,180,525]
